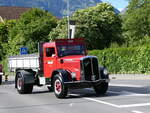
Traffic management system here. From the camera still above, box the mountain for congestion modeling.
[0,0,120,18]
[120,8,127,15]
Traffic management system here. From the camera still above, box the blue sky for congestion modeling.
[102,0,129,11]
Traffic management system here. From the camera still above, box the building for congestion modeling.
[0,6,31,22]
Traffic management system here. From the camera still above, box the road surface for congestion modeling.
[0,76,150,113]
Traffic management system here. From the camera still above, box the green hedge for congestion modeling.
[1,46,150,75]
[89,46,150,74]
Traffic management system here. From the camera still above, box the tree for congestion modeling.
[49,3,123,50]
[0,20,16,60]
[8,8,57,55]
[123,0,150,45]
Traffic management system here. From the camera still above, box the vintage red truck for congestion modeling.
[8,38,109,98]
[0,64,3,84]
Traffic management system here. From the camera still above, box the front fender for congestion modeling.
[99,67,109,79]
[52,69,71,83]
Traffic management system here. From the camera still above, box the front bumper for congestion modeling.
[64,79,110,89]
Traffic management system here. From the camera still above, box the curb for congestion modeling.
[110,74,150,80]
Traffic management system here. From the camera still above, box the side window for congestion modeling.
[46,48,55,57]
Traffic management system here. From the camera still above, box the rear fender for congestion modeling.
[15,70,35,87]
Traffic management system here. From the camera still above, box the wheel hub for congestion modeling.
[17,78,22,90]
[55,79,62,94]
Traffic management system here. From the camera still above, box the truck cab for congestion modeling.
[9,38,109,98]
[42,39,86,80]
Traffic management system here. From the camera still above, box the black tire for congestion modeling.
[16,73,33,94]
[94,82,108,95]
[0,75,2,85]
[53,74,68,98]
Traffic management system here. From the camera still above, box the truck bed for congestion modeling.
[8,53,39,72]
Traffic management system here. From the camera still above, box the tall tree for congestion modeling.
[123,0,150,45]
[8,8,57,55]
[0,20,16,60]
[49,3,123,50]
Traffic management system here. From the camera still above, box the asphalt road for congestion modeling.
[0,77,150,113]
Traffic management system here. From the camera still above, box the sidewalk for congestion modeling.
[2,75,15,82]
[110,74,150,80]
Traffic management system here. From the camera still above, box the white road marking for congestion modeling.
[127,93,150,97]
[69,103,74,107]
[120,103,150,108]
[108,91,150,97]
[110,83,143,88]
[132,110,143,113]
[84,98,120,108]
[84,97,150,109]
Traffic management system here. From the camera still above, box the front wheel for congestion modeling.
[53,75,68,98]
[94,82,108,95]
[16,73,33,94]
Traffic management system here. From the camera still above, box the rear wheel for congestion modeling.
[53,74,68,98]
[0,75,2,85]
[94,82,108,95]
[16,73,33,94]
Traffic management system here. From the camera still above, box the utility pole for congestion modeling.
[67,0,70,39]
[67,0,76,39]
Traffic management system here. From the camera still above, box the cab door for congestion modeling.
[43,47,56,78]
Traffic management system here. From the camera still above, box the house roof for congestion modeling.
[0,6,31,20]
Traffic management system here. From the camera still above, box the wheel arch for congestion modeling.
[51,69,71,86]
[15,69,36,88]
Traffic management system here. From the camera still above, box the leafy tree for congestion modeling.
[0,20,16,60]
[8,8,57,55]
[123,0,150,45]
[49,3,123,50]
[0,22,7,60]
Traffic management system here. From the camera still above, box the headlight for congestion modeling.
[103,69,108,75]
[71,72,76,79]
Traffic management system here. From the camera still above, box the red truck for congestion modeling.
[0,64,3,84]
[8,39,109,98]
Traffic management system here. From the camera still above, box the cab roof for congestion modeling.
[43,38,85,47]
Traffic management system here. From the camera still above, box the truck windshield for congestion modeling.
[57,45,86,57]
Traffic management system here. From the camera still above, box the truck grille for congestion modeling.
[80,56,100,81]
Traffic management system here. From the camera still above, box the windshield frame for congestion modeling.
[57,44,86,57]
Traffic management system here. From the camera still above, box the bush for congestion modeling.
[89,46,150,74]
